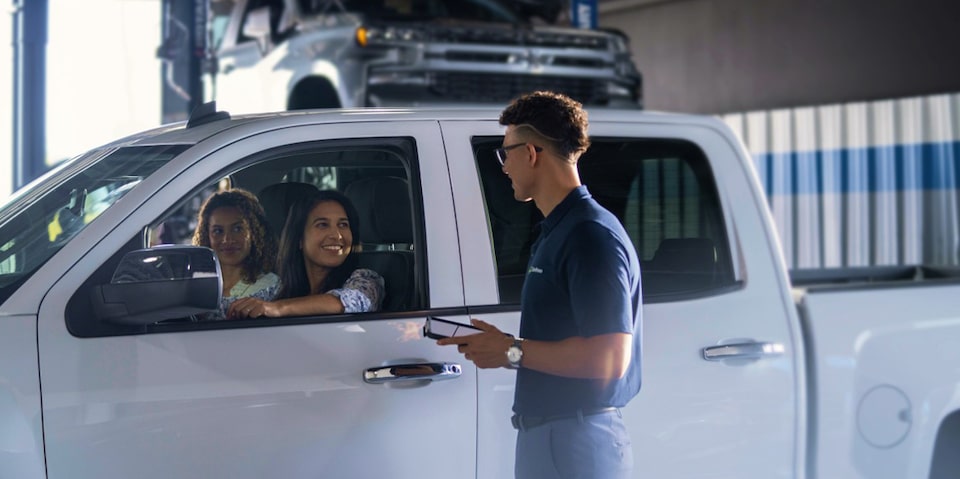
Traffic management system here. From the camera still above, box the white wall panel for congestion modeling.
[794,107,821,268]
[771,110,794,267]
[818,105,844,268]
[898,98,924,265]
[723,92,960,269]
[871,101,898,265]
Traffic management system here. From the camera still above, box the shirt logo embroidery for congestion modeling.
[527,266,543,274]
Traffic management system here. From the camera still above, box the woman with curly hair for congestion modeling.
[227,190,384,318]
[193,188,279,320]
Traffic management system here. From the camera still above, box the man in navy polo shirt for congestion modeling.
[439,91,643,478]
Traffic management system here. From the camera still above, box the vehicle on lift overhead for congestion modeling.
[208,0,642,112]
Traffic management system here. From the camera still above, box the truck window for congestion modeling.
[474,137,736,304]
[300,0,521,23]
[67,139,426,337]
[0,145,188,305]
[238,0,288,45]
[209,0,237,50]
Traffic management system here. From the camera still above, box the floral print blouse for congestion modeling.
[207,272,280,320]
[204,269,383,319]
[327,268,385,313]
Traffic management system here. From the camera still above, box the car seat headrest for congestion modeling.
[257,182,319,238]
[344,177,412,245]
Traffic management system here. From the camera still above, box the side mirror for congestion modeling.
[91,246,222,325]
[242,6,273,55]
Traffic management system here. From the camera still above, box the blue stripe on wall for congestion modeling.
[898,144,923,192]
[796,150,818,197]
[771,152,791,197]
[755,140,960,194]
[846,146,869,196]
[822,149,842,196]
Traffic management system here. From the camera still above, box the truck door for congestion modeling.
[37,121,476,478]
[443,119,802,478]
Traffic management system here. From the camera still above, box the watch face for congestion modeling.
[508,346,522,363]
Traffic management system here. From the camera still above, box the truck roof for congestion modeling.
[114,106,726,149]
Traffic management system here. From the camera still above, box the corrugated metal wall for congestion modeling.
[722,93,960,270]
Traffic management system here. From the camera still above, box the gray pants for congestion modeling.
[514,409,633,479]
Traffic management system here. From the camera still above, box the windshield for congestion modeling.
[209,0,235,50]
[299,0,522,23]
[0,144,189,305]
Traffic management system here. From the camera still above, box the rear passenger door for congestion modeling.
[38,121,476,479]
[444,119,799,478]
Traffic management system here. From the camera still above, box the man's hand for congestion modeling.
[436,319,513,369]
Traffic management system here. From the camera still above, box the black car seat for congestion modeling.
[343,176,415,312]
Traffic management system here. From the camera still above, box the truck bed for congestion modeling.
[792,267,960,478]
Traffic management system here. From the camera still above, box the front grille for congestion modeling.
[551,56,606,68]
[425,27,609,50]
[438,51,608,68]
[432,72,607,105]
[443,51,511,63]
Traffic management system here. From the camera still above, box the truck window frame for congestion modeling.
[66,137,428,337]
[472,136,739,305]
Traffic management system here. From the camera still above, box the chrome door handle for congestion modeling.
[702,342,784,361]
[363,362,462,384]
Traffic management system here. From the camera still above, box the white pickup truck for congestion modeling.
[1,105,958,478]
[208,0,641,112]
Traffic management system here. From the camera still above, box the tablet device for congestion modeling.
[424,316,482,339]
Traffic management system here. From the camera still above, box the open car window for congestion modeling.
[69,138,426,337]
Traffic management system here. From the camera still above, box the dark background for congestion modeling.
[601,0,960,113]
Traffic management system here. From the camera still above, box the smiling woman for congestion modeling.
[226,189,385,319]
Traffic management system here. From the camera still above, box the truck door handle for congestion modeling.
[363,362,462,384]
[702,341,784,361]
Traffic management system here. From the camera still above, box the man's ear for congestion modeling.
[526,143,539,167]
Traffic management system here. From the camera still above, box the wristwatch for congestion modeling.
[506,338,524,369]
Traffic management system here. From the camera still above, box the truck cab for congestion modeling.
[208,0,642,112]
[3,106,958,478]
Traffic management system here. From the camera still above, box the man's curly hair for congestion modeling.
[499,91,590,162]
[193,188,278,283]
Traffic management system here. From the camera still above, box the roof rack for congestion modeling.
[186,101,230,129]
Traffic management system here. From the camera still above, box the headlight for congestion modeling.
[356,26,426,47]
[606,81,633,98]
[610,35,629,52]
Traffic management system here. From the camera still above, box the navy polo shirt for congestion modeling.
[513,186,643,417]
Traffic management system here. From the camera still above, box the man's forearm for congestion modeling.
[520,332,632,379]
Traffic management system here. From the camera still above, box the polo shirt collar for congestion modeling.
[540,185,591,236]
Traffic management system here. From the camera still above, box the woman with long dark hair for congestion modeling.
[228,190,384,318]
[193,188,279,320]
